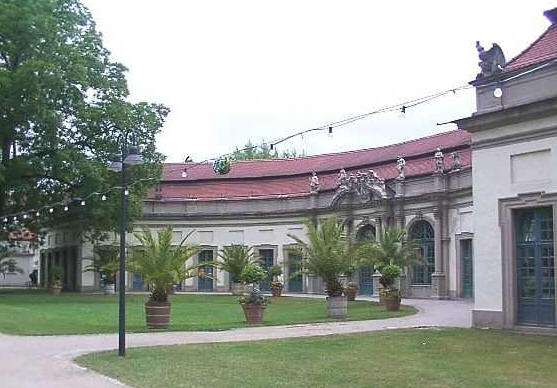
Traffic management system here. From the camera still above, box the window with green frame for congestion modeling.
[409,220,435,285]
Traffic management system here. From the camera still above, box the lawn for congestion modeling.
[0,289,415,335]
[77,328,557,388]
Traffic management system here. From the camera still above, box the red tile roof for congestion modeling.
[150,130,471,202]
[504,24,557,73]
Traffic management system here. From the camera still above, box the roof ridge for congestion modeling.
[505,24,556,69]
[165,129,464,168]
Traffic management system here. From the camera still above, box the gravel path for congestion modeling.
[0,297,472,388]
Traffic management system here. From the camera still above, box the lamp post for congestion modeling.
[109,132,143,357]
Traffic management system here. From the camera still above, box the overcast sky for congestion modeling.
[82,1,556,163]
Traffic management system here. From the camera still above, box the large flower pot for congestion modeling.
[241,303,266,324]
[50,285,62,296]
[145,300,171,329]
[326,296,347,318]
[230,282,245,296]
[271,283,283,297]
[344,288,357,301]
[384,296,401,311]
[103,283,115,295]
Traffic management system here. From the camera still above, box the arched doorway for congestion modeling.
[409,220,435,285]
[357,224,376,295]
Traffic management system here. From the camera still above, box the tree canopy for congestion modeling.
[0,0,168,241]
[232,140,305,160]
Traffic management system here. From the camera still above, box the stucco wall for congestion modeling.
[472,132,557,312]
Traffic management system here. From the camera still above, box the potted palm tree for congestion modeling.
[49,265,64,296]
[0,246,24,282]
[84,246,119,294]
[269,264,284,297]
[358,228,420,310]
[238,264,268,324]
[130,226,199,329]
[288,217,361,318]
[215,245,259,295]
[344,282,358,301]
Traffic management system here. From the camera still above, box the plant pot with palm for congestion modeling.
[357,228,421,309]
[50,265,64,296]
[84,246,119,294]
[378,264,402,311]
[131,226,199,329]
[238,264,268,324]
[0,245,24,284]
[344,282,358,301]
[269,264,284,297]
[288,218,364,319]
[215,245,259,296]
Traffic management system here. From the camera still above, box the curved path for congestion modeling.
[0,297,472,388]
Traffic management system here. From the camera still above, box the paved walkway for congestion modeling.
[0,297,472,388]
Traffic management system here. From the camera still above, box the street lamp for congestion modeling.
[109,132,144,357]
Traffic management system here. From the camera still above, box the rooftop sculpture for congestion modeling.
[476,41,506,79]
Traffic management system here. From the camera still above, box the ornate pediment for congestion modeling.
[331,169,388,207]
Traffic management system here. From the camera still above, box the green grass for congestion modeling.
[0,289,415,335]
[77,328,557,388]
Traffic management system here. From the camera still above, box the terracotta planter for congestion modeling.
[145,300,171,329]
[326,296,347,318]
[241,303,266,324]
[344,288,357,301]
[50,285,62,296]
[384,296,401,311]
[230,282,245,296]
[271,284,283,297]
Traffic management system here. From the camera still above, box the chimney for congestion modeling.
[544,7,557,24]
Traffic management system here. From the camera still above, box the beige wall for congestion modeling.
[472,130,557,313]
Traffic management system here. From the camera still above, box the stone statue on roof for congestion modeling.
[338,169,349,189]
[434,147,444,173]
[396,156,406,179]
[451,151,461,171]
[476,41,506,79]
[309,172,320,194]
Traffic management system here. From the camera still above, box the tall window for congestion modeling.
[356,224,376,242]
[409,220,435,285]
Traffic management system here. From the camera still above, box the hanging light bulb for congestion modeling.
[23,214,28,220]
[49,208,54,213]
[101,195,107,201]
[3,217,8,223]
[35,211,40,217]
[399,105,406,118]
[328,126,333,138]
[124,189,129,196]
[80,200,86,206]
[63,205,69,212]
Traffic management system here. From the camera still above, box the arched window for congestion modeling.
[356,224,376,242]
[409,220,435,285]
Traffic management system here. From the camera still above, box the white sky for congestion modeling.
[82,0,557,163]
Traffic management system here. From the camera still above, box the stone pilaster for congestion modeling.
[372,272,382,296]
[432,209,447,298]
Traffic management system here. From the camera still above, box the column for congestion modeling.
[431,209,447,298]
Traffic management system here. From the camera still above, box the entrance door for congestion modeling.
[461,239,473,298]
[359,266,374,295]
[132,273,144,291]
[516,207,555,327]
[287,252,303,292]
[259,249,274,292]
[197,250,214,292]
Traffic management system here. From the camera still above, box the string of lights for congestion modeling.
[167,82,473,177]
[1,176,158,227]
